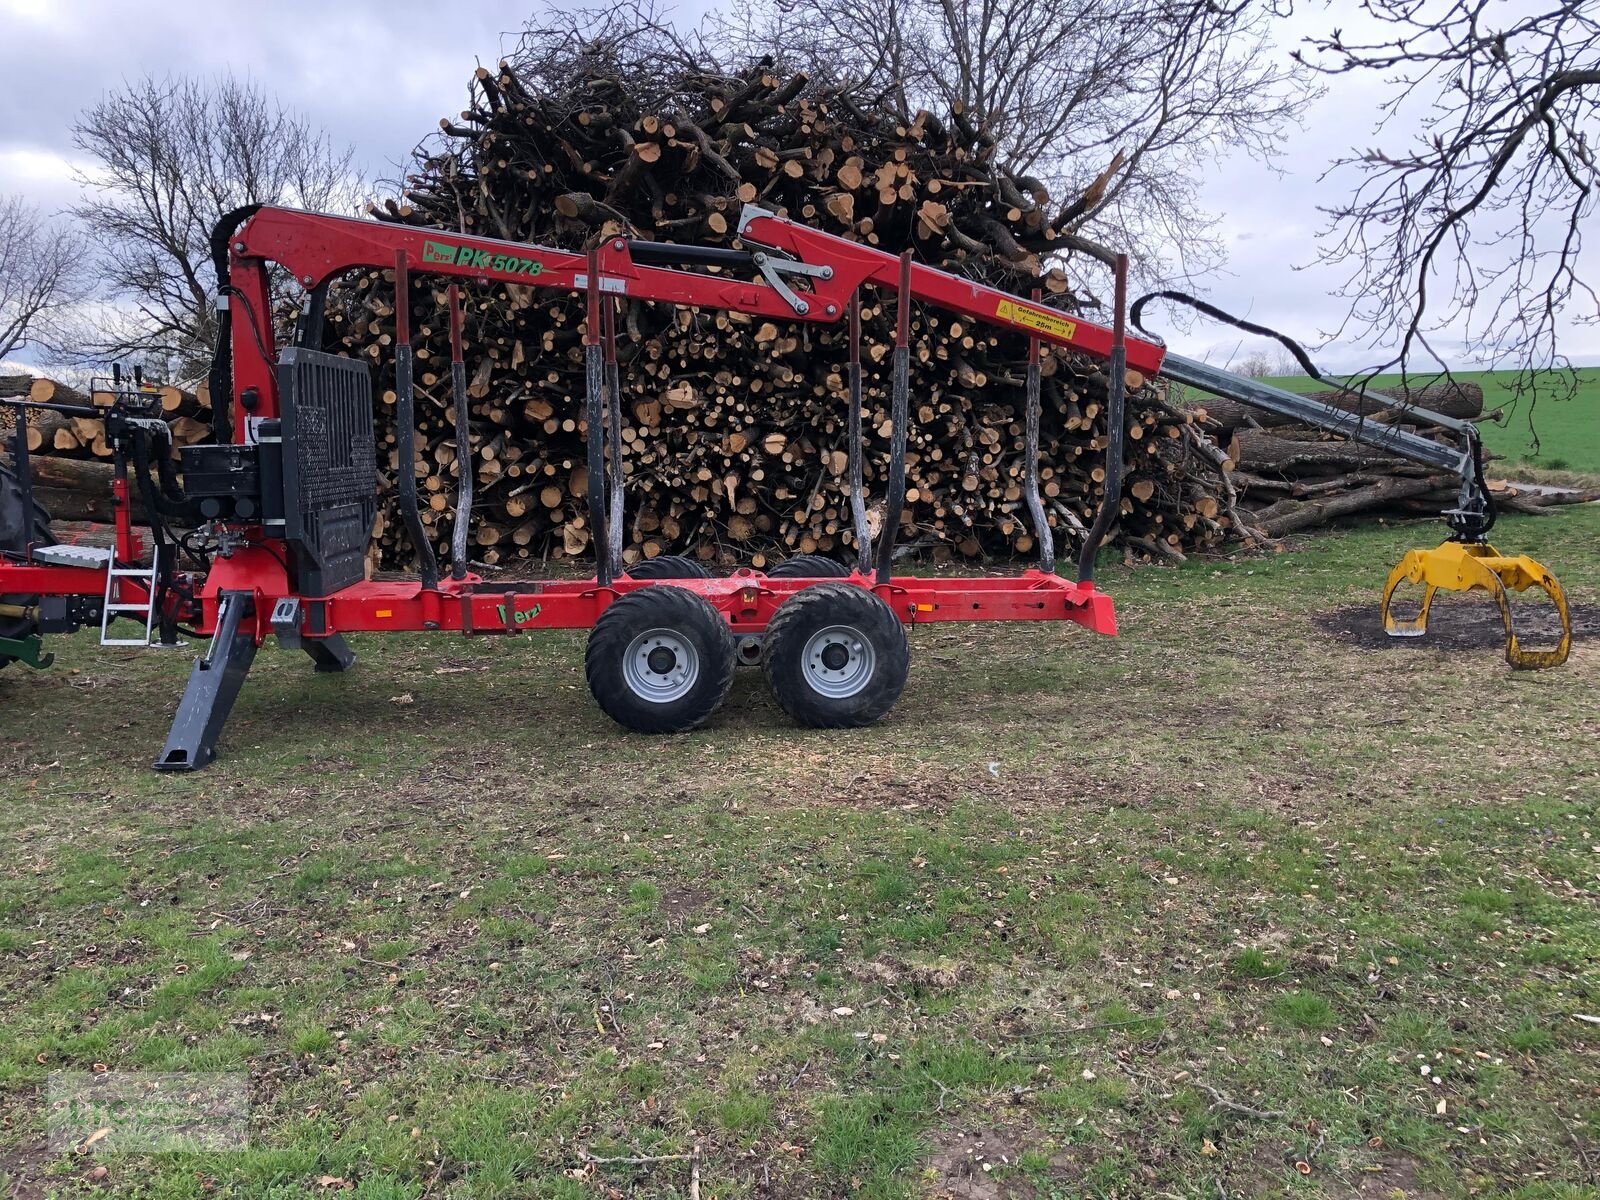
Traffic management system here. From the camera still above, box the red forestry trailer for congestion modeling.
[0,204,1570,770]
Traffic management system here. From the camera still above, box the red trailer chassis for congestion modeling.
[0,203,1155,770]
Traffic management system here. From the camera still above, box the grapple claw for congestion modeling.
[1378,541,1571,669]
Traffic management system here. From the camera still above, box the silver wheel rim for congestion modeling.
[623,628,699,703]
[802,624,876,698]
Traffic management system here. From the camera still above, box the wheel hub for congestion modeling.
[802,624,875,698]
[623,628,700,703]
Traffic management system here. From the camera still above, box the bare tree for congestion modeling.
[719,0,1318,283]
[1298,1,1598,409]
[1236,351,1278,379]
[71,75,361,380]
[0,196,86,363]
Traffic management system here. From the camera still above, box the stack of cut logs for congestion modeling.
[1191,380,1592,539]
[322,53,1234,570]
[0,374,210,523]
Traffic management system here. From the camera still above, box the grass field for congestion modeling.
[1,508,1596,1199]
[1268,369,1600,476]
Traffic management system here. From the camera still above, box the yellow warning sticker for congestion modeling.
[995,299,1078,343]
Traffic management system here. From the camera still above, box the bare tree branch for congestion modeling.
[0,195,87,364]
[718,0,1318,285]
[69,74,362,380]
[1296,0,1599,433]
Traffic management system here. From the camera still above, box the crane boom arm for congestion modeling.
[222,203,1166,432]
[1158,353,1475,478]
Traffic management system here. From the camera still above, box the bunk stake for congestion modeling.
[583,248,613,588]
[394,250,441,591]
[875,251,913,586]
[1077,255,1130,586]
[1023,287,1055,573]
[846,291,871,573]
[603,296,625,583]
[447,283,473,581]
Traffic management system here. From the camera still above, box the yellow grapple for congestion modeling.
[1380,540,1572,669]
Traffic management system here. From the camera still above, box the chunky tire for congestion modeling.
[585,586,736,733]
[762,582,909,728]
[766,554,852,578]
[625,554,711,580]
[0,456,55,671]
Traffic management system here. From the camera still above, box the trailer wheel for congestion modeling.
[766,554,852,578]
[586,586,735,732]
[625,554,711,580]
[0,456,55,671]
[763,583,909,727]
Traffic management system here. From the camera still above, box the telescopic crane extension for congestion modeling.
[0,203,1570,772]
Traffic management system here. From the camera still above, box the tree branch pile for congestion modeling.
[328,49,1235,570]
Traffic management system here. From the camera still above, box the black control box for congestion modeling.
[179,444,269,521]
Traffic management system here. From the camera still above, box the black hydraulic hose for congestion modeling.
[1467,427,1496,539]
[584,344,609,586]
[1078,255,1129,585]
[1022,288,1055,574]
[206,205,262,447]
[603,303,625,583]
[583,250,612,588]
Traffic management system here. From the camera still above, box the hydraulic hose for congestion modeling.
[206,205,262,447]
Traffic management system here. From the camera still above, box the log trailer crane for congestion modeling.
[0,204,1571,771]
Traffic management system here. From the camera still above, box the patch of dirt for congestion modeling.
[1350,1151,1442,1198]
[924,1126,1065,1200]
[1,1137,54,1200]
[1313,597,1600,653]
[659,883,714,920]
[770,766,1133,817]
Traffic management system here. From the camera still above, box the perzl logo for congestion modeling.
[496,602,543,627]
[419,239,545,278]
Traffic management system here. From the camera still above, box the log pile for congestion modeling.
[3,378,211,462]
[1191,380,1592,538]
[1,376,209,527]
[324,49,1233,570]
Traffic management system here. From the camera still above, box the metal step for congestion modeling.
[32,543,114,568]
[101,559,158,647]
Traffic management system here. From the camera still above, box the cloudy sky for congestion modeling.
[2,0,1595,374]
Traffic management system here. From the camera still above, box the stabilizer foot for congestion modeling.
[154,590,258,771]
[303,634,356,673]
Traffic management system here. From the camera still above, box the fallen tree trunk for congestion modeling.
[1194,380,1484,434]
[1247,475,1450,537]
[28,485,149,525]
[1233,429,1425,475]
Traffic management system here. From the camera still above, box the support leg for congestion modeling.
[154,590,258,772]
[302,634,356,673]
